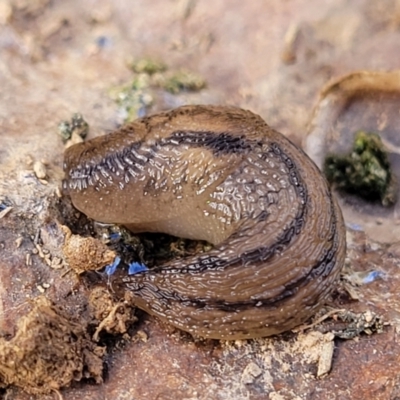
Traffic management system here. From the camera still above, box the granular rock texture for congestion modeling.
[0,297,105,394]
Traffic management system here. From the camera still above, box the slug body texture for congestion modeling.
[63,105,346,340]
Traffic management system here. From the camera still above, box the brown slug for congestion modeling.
[63,105,346,340]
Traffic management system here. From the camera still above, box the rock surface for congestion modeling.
[1,0,400,399]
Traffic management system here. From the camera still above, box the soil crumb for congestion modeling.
[89,286,137,341]
[62,225,116,274]
[0,296,105,394]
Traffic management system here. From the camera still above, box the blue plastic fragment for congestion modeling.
[105,256,121,276]
[363,270,383,284]
[96,35,112,48]
[128,261,148,275]
[346,222,364,232]
[108,232,122,241]
[137,106,147,118]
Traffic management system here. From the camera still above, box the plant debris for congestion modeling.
[324,131,397,206]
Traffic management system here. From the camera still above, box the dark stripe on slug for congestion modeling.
[143,207,306,275]
[137,143,309,275]
[166,131,254,155]
[270,142,308,201]
[64,131,255,190]
[123,224,339,312]
[228,199,339,311]
[65,105,346,339]
[123,147,341,312]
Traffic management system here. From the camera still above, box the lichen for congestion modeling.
[324,131,396,206]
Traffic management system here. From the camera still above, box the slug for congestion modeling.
[63,105,346,340]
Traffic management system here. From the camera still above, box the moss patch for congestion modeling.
[324,131,396,206]
[110,58,207,123]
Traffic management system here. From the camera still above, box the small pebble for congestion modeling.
[0,207,12,219]
[33,161,47,179]
[37,285,45,293]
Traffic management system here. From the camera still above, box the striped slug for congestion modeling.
[63,105,346,340]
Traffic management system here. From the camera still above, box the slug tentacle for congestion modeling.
[63,105,346,340]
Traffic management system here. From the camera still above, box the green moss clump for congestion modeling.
[110,58,207,123]
[129,58,167,75]
[324,131,396,206]
[160,70,206,94]
[58,114,89,142]
[109,74,154,122]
